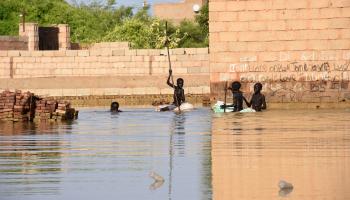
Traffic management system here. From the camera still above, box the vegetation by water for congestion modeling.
[0,0,209,48]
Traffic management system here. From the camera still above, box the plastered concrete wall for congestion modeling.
[0,44,209,97]
[209,0,350,103]
[154,0,205,24]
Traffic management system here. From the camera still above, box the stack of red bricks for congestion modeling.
[34,100,57,122]
[13,90,35,122]
[0,90,78,123]
[0,90,16,121]
[34,99,78,122]
[55,101,78,121]
[0,90,35,122]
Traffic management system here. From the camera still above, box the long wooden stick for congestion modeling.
[165,22,180,112]
[224,81,228,113]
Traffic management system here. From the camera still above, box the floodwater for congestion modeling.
[212,109,350,200]
[0,108,350,200]
[0,108,212,200]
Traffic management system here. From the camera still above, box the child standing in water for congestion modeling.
[246,82,267,111]
[160,69,185,111]
[221,81,248,112]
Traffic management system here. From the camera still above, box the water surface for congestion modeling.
[212,109,350,200]
[0,108,212,200]
[1,108,350,200]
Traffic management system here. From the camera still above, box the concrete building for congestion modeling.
[0,23,70,51]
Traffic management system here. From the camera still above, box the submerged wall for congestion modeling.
[0,44,209,105]
[209,0,350,103]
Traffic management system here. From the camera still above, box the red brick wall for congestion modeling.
[209,0,350,103]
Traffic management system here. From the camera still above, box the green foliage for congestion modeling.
[0,0,21,35]
[0,0,209,48]
[104,8,184,49]
[0,0,132,43]
[195,2,209,36]
[68,4,132,43]
[177,20,208,48]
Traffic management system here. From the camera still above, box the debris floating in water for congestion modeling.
[149,171,164,182]
[279,187,293,197]
[279,180,293,189]
[149,171,165,190]
[278,180,294,197]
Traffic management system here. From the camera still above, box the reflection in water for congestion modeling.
[171,113,186,156]
[0,121,70,196]
[150,179,165,190]
[212,110,350,200]
[168,113,186,200]
[149,171,165,190]
[279,187,293,197]
[0,108,212,200]
[168,111,212,200]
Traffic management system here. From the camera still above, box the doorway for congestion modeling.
[39,27,59,50]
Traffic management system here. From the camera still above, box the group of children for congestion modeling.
[222,81,267,112]
[110,70,266,113]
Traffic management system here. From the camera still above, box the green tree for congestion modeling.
[0,0,209,48]
[0,0,132,43]
[0,0,21,35]
[104,10,183,49]
[195,2,209,36]
[177,20,207,48]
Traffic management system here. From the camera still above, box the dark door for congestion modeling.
[39,27,59,50]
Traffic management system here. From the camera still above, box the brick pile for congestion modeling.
[0,90,78,123]
[34,100,57,122]
[13,90,35,122]
[34,100,78,122]
[54,101,78,121]
[0,90,15,121]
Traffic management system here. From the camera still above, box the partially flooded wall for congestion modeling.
[209,0,350,103]
[0,44,209,105]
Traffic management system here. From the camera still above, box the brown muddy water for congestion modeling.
[0,108,349,200]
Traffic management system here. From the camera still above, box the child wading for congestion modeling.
[221,81,248,112]
[110,102,122,112]
[160,69,185,111]
[246,83,267,111]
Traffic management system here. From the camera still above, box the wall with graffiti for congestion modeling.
[209,0,350,103]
